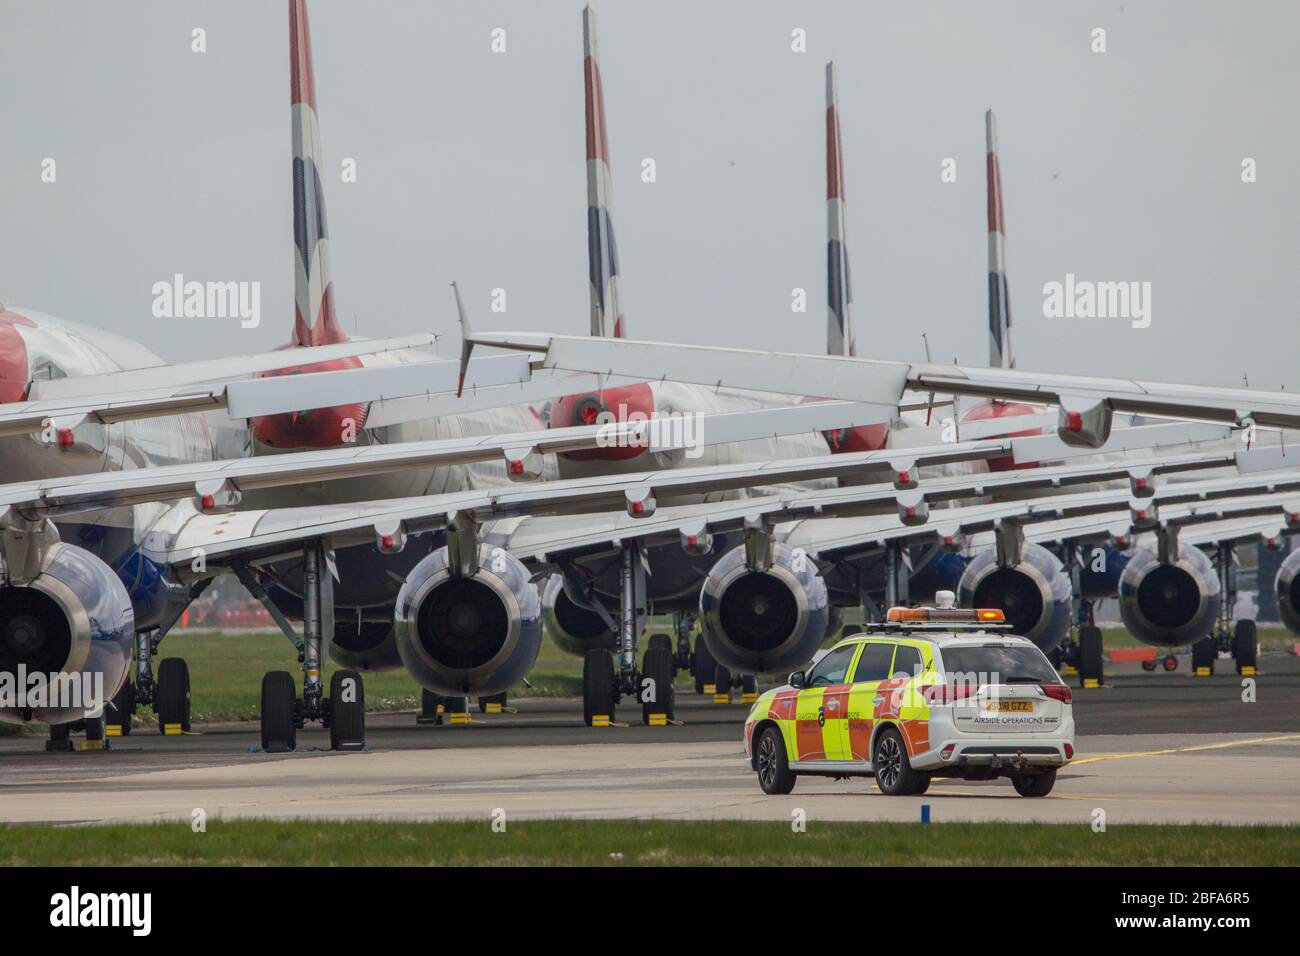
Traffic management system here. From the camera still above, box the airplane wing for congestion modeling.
[0,399,897,520]
[466,331,1300,445]
[1,334,443,438]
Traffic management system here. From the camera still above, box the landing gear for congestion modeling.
[646,633,674,676]
[583,648,616,727]
[417,689,445,725]
[45,722,74,753]
[693,636,717,695]
[82,716,107,751]
[672,611,695,674]
[1233,620,1258,676]
[713,663,733,704]
[155,658,191,735]
[106,681,136,737]
[1191,636,1217,677]
[1076,625,1105,688]
[740,674,759,704]
[443,696,470,725]
[254,541,366,751]
[640,646,675,725]
[260,671,297,752]
[327,670,365,751]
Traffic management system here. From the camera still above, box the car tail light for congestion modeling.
[1064,743,1075,760]
[923,683,978,704]
[1041,683,1073,703]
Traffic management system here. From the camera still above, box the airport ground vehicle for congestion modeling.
[743,597,1075,797]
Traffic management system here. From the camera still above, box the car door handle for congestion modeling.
[872,696,884,705]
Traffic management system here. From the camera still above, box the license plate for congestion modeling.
[986,700,1033,713]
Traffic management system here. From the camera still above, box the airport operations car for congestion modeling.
[743,595,1076,797]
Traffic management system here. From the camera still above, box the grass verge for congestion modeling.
[2,819,1297,867]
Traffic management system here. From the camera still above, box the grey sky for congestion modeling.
[1,0,1297,390]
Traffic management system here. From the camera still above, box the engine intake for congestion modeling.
[1275,548,1300,636]
[394,544,541,696]
[541,574,616,657]
[957,542,1072,650]
[699,543,829,674]
[1118,545,1220,646]
[0,542,134,724]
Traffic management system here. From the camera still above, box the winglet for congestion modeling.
[826,61,853,357]
[584,4,625,338]
[986,109,1012,369]
[452,282,472,397]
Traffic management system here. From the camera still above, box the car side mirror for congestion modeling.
[788,671,805,689]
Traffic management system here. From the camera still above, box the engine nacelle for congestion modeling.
[0,543,134,724]
[957,542,1072,651]
[1118,545,1220,647]
[699,543,828,674]
[540,574,616,657]
[394,544,542,697]
[1275,549,1300,636]
[329,620,402,672]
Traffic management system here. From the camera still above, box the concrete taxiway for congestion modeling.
[0,655,1296,826]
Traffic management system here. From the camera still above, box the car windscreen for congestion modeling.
[938,645,1059,685]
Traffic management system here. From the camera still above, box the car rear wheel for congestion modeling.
[755,726,796,795]
[1012,769,1057,797]
[873,727,923,796]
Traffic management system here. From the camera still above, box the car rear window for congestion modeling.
[938,644,1059,685]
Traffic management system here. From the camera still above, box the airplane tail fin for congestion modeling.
[289,0,345,347]
[986,109,1012,369]
[825,62,853,357]
[583,5,624,338]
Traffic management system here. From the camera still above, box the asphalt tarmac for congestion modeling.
[0,654,1296,825]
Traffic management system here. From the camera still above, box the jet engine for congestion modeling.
[394,544,542,697]
[540,574,616,656]
[1275,548,1300,636]
[1118,545,1220,647]
[957,542,1072,651]
[0,542,134,724]
[699,542,829,674]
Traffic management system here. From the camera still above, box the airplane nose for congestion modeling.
[0,308,33,404]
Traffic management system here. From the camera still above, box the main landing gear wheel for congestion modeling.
[740,674,758,703]
[107,681,135,736]
[1191,636,1217,676]
[155,657,191,734]
[646,633,675,677]
[82,716,107,751]
[1076,625,1104,687]
[640,646,675,726]
[477,692,508,714]
[873,727,923,796]
[583,648,616,727]
[45,722,74,753]
[1012,769,1057,797]
[260,670,297,752]
[1233,620,1258,675]
[328,669,365,751]
[693,637,716,695]
[418,689,445,725]
[755,726,796,795]
[713,664,733,704]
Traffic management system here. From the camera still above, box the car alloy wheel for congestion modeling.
[876,734,902,790]
[758,733,780,788]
